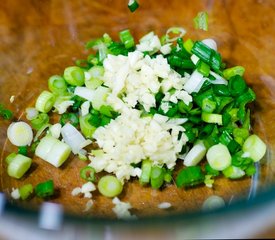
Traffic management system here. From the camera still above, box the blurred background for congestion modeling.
[0,0,275,239]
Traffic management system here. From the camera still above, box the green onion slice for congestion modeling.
[193,12,209,31]
[35,180,54,198]
[80,166,96,182]
[176,166,205,188]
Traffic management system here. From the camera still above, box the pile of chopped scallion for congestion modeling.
[4,25,266,204]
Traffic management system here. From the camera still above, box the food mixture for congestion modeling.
[2,14,267,218]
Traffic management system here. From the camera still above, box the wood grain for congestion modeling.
[0,0,274,220]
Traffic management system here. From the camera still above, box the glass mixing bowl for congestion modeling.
[0,0,274,238]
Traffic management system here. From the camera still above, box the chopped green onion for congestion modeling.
[231,151,253,170]
[233,128,249,145]
[35,135,71,167]
[183,39,194,54]
[243,109,251,130]
[85,66,104,89]
[223,66,245,80]
[30,140,40,153]
[213,84,230,96]
[128,0,139,12]
[7,154,32,179]
[204,163,220,177]
[166,27,186,42]
[206,143,231,171]
[204,174,215,188]
[119,29,135,49]
[48,75,67,95]
[210,51,222,72]
[235,88,256,107]
[99,105,117,118]
[202,98,216,113]
[193,11,209,31]
[60,112,79,127]
[196,60,210,76]
[194,88,214,107]
[183,141,207,166]
[75,59,91,69]
[71,95,85,112]
[88,112,101,127]
[242,134,267,162]
[245,164,256,176]
[168,56,195,69]
[0,104,13,120]
[5,152,17,165]
[98,175,123,198]
[228,75,247,96]
[176,166,205,188]
[19,184,33,200]
[201,112,222,125]
[199,124,215,139]
[30,113,49,130]
[222,166,245,179]
[164,170,173,183]
[178,101,193,113]
[35,180,54,198]
[219,130,233,146]
[227,139,241,154]
[191,41,212,64]
[79,114,96,138]
[64,66,85,86]
[80,166,96,182]
[7,121,33,147]
[18,146,28,156]
[150,166,165,189]
[35,91,55,113]
[139,159,152,185]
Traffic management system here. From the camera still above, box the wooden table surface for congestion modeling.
[0,0,275,238]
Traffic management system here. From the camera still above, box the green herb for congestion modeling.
[0,104,13,120]
[193,12,209,31]
[176,166,205,188]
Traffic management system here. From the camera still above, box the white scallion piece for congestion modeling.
[33,123,50,142]
[35,135,71,167]
[49,123,62,139]
[160,43,172,55]
[46,141,71,167]
[190,54,200,65]
[206,143,231,171]
[242,134,267,162]
[80,101,90,117]
[202,195,225,211]
[184,141,207,166]
[183,70,205,94]
[7,154,32,179]
[91,86,110,110]
[7,121,33,146]
[26,107,38,120]
[209,71,228,85]
[158,202,172,209]
[74,87,95,102]
[61,123,90,154]
[202,38,217,51]
[35,135,57,160]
